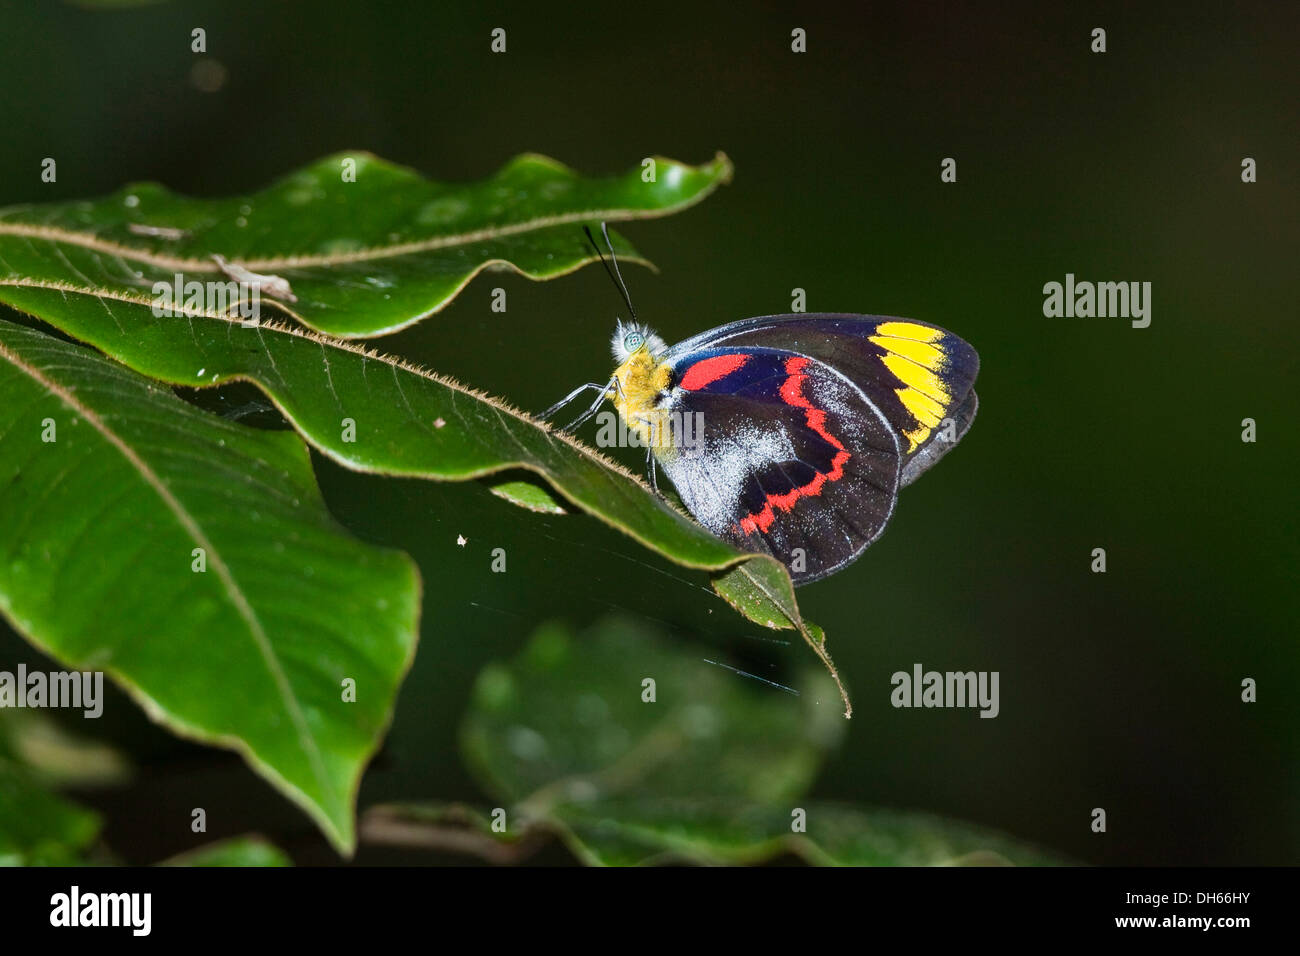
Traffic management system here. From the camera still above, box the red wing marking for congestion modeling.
[738,356,852,536]
[679,353,749,391]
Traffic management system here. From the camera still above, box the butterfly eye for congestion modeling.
[624,332,645,351]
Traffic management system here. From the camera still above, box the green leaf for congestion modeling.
[0,283,847,711]
[450,617,1067,866]
[0,320,420,854]
[157,836,291,867]
[0,152,732,338]
[556,800,1070,866]
[784,803,1071,866]
[460,616,843,823]
[0,754,101,866]
[486,477,568,515]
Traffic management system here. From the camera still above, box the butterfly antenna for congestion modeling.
[583,223,637,321]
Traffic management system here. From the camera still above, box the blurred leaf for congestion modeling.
[0,754,101,866]
[0,712,132,788]
[782,803,1070,866]
[558,799,1070,866]
[0,286,843,708]
[158,835,291,867]
[456,615,841,862]
[446,617,1066,866]
[0,320,421,854]
[0,152,731,337]
[461,617,843,812]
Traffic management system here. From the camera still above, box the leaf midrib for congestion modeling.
[0,335,334,805]
[0,183,722,273]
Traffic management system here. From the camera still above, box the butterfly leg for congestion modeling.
[561,377,617,431]
[540,382,608,420]
[645,447,660,494]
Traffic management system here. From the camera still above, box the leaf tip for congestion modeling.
[711,151,735,185]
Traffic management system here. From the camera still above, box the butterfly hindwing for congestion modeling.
[657,347,902,583]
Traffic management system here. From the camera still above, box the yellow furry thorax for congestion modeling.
[610,345,676,451]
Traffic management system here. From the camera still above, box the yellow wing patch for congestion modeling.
[870,324,953,452]
[897,387,945,428]
[879,353,950,404]
[874,321,943,343]
[871,334,944,367]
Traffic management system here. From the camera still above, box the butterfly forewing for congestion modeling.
[665,314,980,487]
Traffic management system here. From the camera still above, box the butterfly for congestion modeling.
[542,227,980,585]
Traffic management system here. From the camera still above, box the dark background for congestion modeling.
[0,0,1295,865]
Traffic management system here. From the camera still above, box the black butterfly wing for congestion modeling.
[655,347,901,583]
[664,314,980,487]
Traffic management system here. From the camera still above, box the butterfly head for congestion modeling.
[610,319,666,363]
[608,319,673,449]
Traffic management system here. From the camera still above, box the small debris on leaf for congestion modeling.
[128,223,191,240]
[212,253,299,303]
